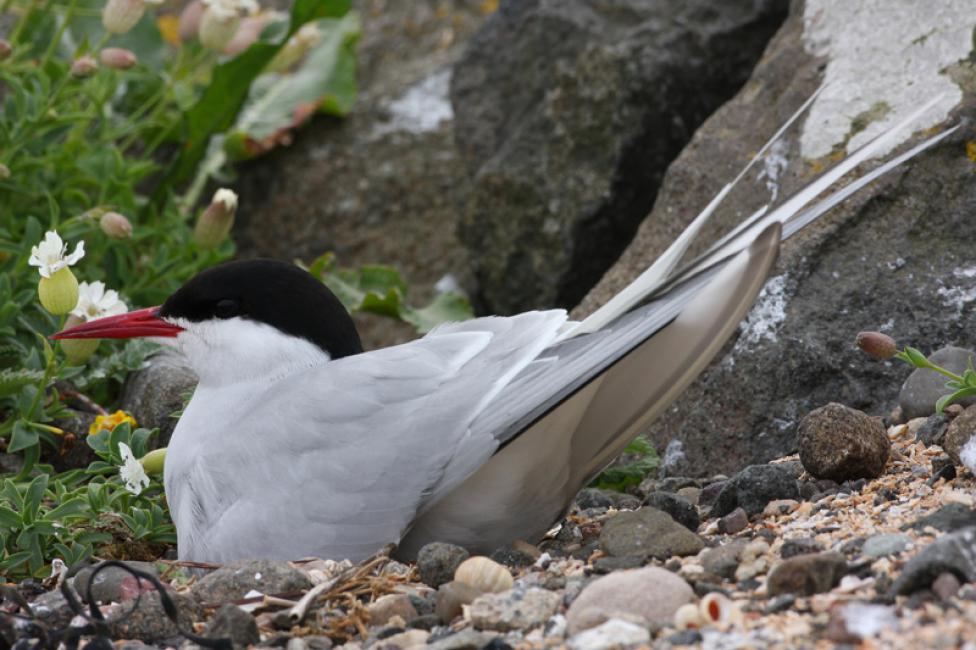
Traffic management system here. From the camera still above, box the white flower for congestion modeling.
[71,281,127,322]
[202,0,258,20]
[29,231,85,279]
[119,442,150,495]
[213,188,238,211]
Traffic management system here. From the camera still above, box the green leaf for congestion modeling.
[936,387,976,413]
[590,436,661,492]
[44,497,88,521]
[0,505,21,529]
[8,420,39,453]
[402,293,474,333]
[23,474,49,522]
[0,368,44,398]
[901,346,930,368]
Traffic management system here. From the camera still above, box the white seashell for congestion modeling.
[453,556,514,594]
[699,592,741,627]
[674,602,704,630]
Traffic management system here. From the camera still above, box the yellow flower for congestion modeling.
[89,410,138,435]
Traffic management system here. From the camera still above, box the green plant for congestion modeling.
[590,436,660,492]
[857,330,976,413]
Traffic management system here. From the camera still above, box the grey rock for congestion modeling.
[490,547,537,568]
[700,540,748,580]
[676,487,701,506]
[642,491,700,532]
[717,507,749,535]
[565,566,694,634]
[120,349,197,446]
[435,580,482,624]
[591,555,646,574]
[575,1,976,475]
[30,589,75,629]
[796,403,890,481]
[893,527,976,595]
[367,593,419,627]
[468,586,561,632]
[916,413,950,447]
[711,464,800,517]
[191,560,311,604]
[453,0,788,313]
[943,404,976,467]
[74,561,159,604]
[901,348,976,419]
[862,533,912,558]
[599,509,704,559]
[425,629,498,650]
[107,592,202,644]
[767,552,848,597]
[235,1,490,350]
[205,604,260,650]
[905,503,976,533]
[417,542,470,588]
[575,488,640,511]
[698,480,728,507]
[932,571,962,601]
[567,618,651,650]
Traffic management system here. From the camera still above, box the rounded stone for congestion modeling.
[417,542,470,588]
[599,508,704,559]
[565,566,695,634]
[900,347,976,419]
[796,403,890,481]
[942,404,976,467]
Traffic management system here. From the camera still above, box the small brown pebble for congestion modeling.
[932,572,962,601]
[945,404,964,418]
[718,507,749,534]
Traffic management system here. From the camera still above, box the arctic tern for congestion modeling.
[54,94,955,563]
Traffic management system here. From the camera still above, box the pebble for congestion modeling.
[599,508,704,558]
[566,618,650,650]
[943,404,976,468]
[698,480,728,507]
[916,413,950,446]
[425,629,498,650]
[763,499,799,517]
[780,537,823,558]
[862,533,911,558]
[900,347,976,419]
[905,503,976,532]
[574,487,641,510]
[717,507,749,534]
[893,527,976,595]
[191,560,311,604]
[73,561,159,604]
[468,586,561,632]
[827,601,898,641]
[435,581,481,624]
[796,403,890,481]
[711,464,800,517]
[107,592,202,644]
[766,552,847,597]
[417,542,470,588]
[565,567,694,634]
[699,541,747,580]
[375,629,429,649]
[677,486,701,505]
[205,603,260,650]
[368,593,419,627]
[642,491,700,532]
[932,571,962,601]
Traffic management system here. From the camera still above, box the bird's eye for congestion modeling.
[214,299,240,319]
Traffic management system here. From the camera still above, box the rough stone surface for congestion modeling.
[566,618,651,650]
[425,629,498,650]
[120,349,197,446]
[205,604,260,650]
[943,404,976,467]
[711,464,800,517]
[417,542,470,588]
[717,507,749,535]
[468,586,561,632]
[905,503,976,533]
[575,488,641,511]
[599,509,704,559]
[642,491,700,532]
[916,413,950,447]
[452,0,789,313]
[107,592,202,644]
[796,403,890,481]
[700,540,748,580]
[74,561,159,604]
[780,537,823,559]
[893,527,976,595]
[191,560,312,604]
[574,0,976,475]
[862,533,912,558]
[367,593,419,627]
[901,348,976,420]
[766,552,848,597]
[435,580,482,624]
[565,567,695,634]
[234,0,493,349]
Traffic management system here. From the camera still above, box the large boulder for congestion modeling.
[576,0,976,474]
[234,0,493,348]
[451,0,789,314]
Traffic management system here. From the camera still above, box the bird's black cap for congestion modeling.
[160,259,363,359]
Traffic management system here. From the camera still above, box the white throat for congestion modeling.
[169,317,331,387]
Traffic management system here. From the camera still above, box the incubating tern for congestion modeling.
[54,94,955,563]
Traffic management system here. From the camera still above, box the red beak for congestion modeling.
[51,306,184,340]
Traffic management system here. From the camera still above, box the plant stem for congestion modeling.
[41,0,75,66]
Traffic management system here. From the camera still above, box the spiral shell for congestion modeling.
[453,556,514,594]
[674,602,704,630]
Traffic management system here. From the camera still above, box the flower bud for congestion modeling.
[0,164,10,180]
[102,0,146,34]
[198,8,240,51]
[70,55,98,78]
[140,447,166,474]
[194,188,238,249]
[100,47,137,70]
[38,267,79,315]
[856,331,898,360]
[99,211,133,238]
[178,0,204,41]
[61,314,100,364]
[0,40,12,60]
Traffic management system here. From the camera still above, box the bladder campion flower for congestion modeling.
[99,211,133,238]
[194,188,238,249]
[118,442,150,495]
[100,48,138,70]
[70,55,97,78]
[198,0,259,51]
[102,0,164,34]
[89,410,138,435]
[30,231,84,315]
